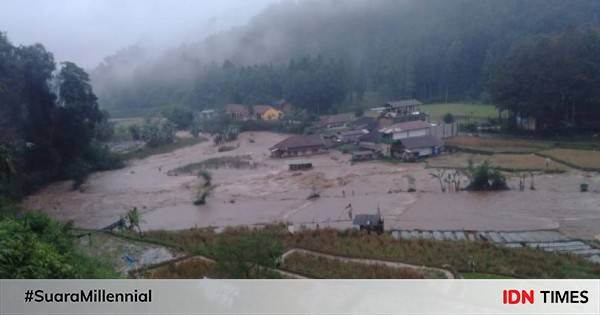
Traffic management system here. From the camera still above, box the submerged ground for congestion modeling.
[22,131,600,239]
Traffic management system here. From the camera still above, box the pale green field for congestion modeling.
[421,103,499,123]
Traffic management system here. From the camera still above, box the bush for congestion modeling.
[141,120,176,147]
[210,230,283,278]
[464,160,508,191]
[443,112,455,123]
[162,106,194,130]
[0,212,117,278]
[460,122,478,133]
[128,125,142,141]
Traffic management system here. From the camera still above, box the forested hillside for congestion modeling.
[92,0,600,117]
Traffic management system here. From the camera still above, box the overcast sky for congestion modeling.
[0,0,276,68]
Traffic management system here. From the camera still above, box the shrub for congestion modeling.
[210,230,283,278]
[0,212,117,278]
[161,106,194,130]
[141,120,176,147]
[464,160,508,191]
[460,122,478,132]
[443,112,455,123]
[128,125,142,140]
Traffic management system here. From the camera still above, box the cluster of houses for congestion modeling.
[269,99,457,162]
[213,102,294,122]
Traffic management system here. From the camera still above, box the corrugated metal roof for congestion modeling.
[400,135,443,149]
[386,99,422,107]
[380,120,431,133]
[270,135,325,150]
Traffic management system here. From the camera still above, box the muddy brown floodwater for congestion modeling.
[22,132,600,239]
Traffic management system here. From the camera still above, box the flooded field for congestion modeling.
[22,132,600,239]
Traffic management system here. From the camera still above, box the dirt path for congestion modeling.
[281,248,455,279]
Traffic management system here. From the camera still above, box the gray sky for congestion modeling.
[0,0,276,68]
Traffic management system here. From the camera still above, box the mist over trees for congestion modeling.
[91,0,600,117]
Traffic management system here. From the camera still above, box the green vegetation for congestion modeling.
[421,103,498,123]
[147,257,217,279]
[209,230,283,278]
[427,153,567,173]
[461,273,514,279]
[140,119,176,147]
[490,28,600,131]
[169,156,255,176]
[0,212,117,278]
[0,34,122,198]
[464,160,508,191]
[93,1,600,120]
[194,170,213,205]
[281,252,432,279]
[141,226,600,278]
[161,106,194,130]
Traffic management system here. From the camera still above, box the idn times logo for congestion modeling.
[502,289,589,305]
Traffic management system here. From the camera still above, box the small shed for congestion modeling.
[352,214,384,234]
[351,150,379,161]
[289,160,313,171]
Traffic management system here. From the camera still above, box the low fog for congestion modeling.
[0,0,276,68]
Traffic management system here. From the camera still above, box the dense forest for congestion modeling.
[92,0,600,119]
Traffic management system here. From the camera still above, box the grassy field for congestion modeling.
[445,136,549,153]
[427,152,567,173]
[444,135,600,172]
[421,103,499,123]
[538,149,600,171]
[141,226,600,278]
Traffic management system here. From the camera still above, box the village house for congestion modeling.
[379,120,444,160]
[252,105,283,121]
[269,134,329,158]
[273,99,295,115]
[396,134,444,160]
[380,120,432,140]
[348,116,378,131]
[365,99,426,129]
[318,112,355,129]
[224,104,250,121]
[335,129,369,144]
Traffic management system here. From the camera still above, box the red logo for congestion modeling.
[503,289,535,304]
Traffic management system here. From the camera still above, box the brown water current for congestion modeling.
[22,132,600,239]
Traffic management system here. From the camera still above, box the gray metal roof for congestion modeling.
[352,214,382,226]
[385,99,423,108]
[400,135,443,149]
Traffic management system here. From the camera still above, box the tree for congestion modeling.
[162,106,194,130]
[443,113,455,124]
[489,28,600,130]
[55,62,103,162]
[211,230,283,278]
[141,119,176,147]
[464,160,508,191]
